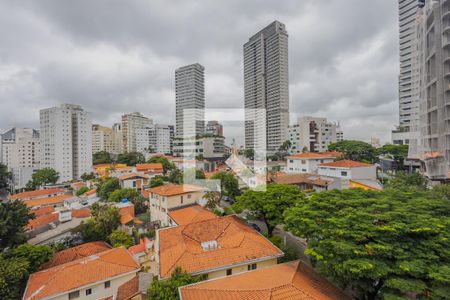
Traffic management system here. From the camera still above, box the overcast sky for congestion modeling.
[0,0,399,145]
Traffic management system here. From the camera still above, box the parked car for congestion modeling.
[223,196,236,204]
[247,222,261,232]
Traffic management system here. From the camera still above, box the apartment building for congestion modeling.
[148,184,205,227]
[286,152,339,174]
[40,104,92,182]
[287,116,343,154]
[0,128,40,189]
[136,124,174,155]
[244,21,289,154]
[205,120,223,136]
[173,136,225,159]
[92,124,122,155]
[121,112,153,153]
[175,63,205,138]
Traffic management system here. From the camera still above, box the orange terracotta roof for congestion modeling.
[141,188,151,198]
[72,208,92,218]
[26,213,58,230]
[149,184,204,197]
[272,173,332,187]
[319,160,373,168]
[118,173,149,181]
[136,163,163,171]
[41,241,112,270]
[9,188,65,200]
[158,215,283,278]
[84,188,97,196]
[24,194,75,208]
[128,237,152,254]
[71,182,86,190]
[287,152,338,160]
[117,276,140,300]
[179,260,350,300]
[24,247,139,300]
[168,204,217,225]
[121,213,134,225]
[30,206,55,217]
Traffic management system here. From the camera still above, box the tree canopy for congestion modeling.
[148,267,204,300]
[150,177,165,188]
[385,171,428,191]
[93,151,113,165]
[117,152,145,166]
[211,171,240,201]
[284,188,450,300]
[147,156,174,175]
[76,186,90,196]
[109,188,140,203]
[234,184,304,237]
[328,140,377,163]
[0,163,12,190]
[109,230,133,248]
[97,177,120,200]
[26,168,59,190]
[0,200,34,250]
[73,204,120,242]
[80,172,96,181]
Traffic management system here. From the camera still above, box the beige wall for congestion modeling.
[206,258,278,280]
[49,272,137,300]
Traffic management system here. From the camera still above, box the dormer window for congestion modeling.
[201,240,218,251]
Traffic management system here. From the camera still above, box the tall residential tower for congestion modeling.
[244,21,289,154]
[175,63,205,138]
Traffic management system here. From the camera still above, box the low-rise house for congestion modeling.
[135,163,164,177]
[318,160,377,180]
[128,237,154,268]
[71,181,86,191]
[118,173,149,191]
[9,188,66,202]
[26,207,58,232]
[148,184,205,227]
[179,260,350,300]
[116,273,152,300]
[115,201,144,233]
[24,194,76,208]
[270,172,338,192]
[23,246,140,300]
[93,163,127,177]
[286,152,340,174]
[156,215,283,280]
[167,203,217,226]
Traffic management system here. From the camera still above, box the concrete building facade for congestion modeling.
[173,136,225,159]
[287,116,343,154]
[205,121,223,137]
[0,128,41,189]
[92,124,122,155]
[244,21,289,154]
[121,112,153,153]
[40,104,92,182]
[136,124,174,155]
[175,63,205,138]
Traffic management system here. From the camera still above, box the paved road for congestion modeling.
[28,217,88,245]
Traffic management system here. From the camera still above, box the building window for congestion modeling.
[180,195,183,204]
[104,281,111,288]
[341,171,348,176]
[289,160,293,163]
[187,194,191,199]
[69,291,80,299]
[85,288,92,296]
[301,160,306,164]
[226,269,232,276]
[248,263,257,271]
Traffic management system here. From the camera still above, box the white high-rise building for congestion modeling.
[121,112,153,153]
[40,104,92,182]
[0,128,40,189]
[392,0,424,148]
[244,21,289,154]
[92,124,122,155]
[287,117,343,154]
[175,63,205,138]
[136,124,174,155]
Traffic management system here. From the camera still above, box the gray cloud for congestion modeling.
[0,0,399,143]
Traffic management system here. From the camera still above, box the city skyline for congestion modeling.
[0,1,398,144]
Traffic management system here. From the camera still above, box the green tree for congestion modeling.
[430,184,450,201]
[109,230,133,248]
[74,204,120,242]
[9,244,53,273]
[109,188,140,203]
[204,191,221,210]
[147,156,174,175]
[234,184,304,237]
[0,255,29,300]
[385,171,427,190]
[168,169,183,184]
[76,186,90,196]
[0,163,12,190]
[97,177,120,200]
[26,168,59,189]
[244,148,255,160]
[93,151,112,165]
[148,267,204,300]
[150,177,165,188]
[284,188,450,300]
[328,140,377,163]
[211,171,240,202]
[117,152,145,166]
[269,235,298,264]
[0,201,34,250]
[80,172,96,181]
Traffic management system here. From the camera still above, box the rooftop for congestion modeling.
[136,163,164,172]
[9,188,65,200]
[319,160,373,168]
[149,183,204,197]
[168,204,218,225]
[24,194,75,208]
[158,215,283,278]
[286,152,340,160]
[24,246,139,300]
[271,173,332,187]
[179,260,350,300]
[118,173,149,181]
